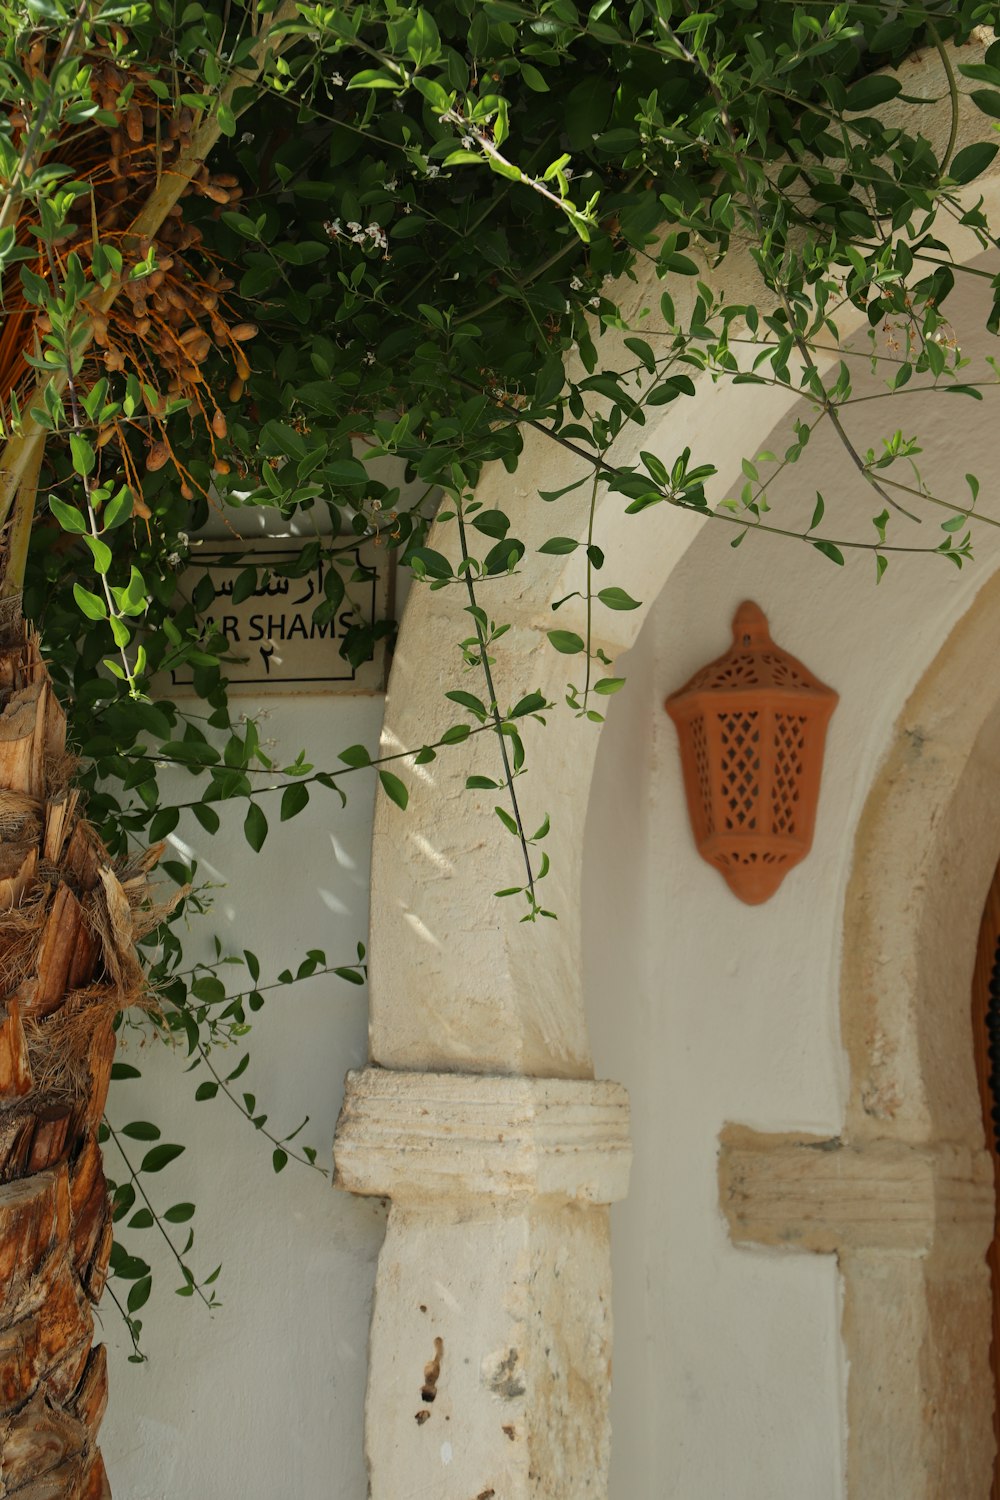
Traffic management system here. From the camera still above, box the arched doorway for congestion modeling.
[972,865,1000,1500]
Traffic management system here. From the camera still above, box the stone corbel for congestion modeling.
[334,1068,631,1499]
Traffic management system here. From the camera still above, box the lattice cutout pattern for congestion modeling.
[690,715,714,835]
[717,850,789,869]
[760,653,810,689]
[718,711,760,831]
[686,650,817,696]
[771,713,808,835]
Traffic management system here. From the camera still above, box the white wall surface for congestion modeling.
[95,253,1000,1498]
[100,689,386,1500]
[584,268,1000,1498]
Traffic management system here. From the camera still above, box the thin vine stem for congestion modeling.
[103,1278,145,1361]
[667,17,924,525]
[153,957,363,995]
[582,464,601,707]
[104,1115,214,1308]
[194,1041,327,1173]
[454,376,956,559]
[927,22,960,175]
[455,494,538,909]
[41,243,136,683]
[0,0,93,232]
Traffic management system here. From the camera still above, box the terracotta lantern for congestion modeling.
[664,601,838,904]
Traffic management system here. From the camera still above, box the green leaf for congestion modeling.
[195,1081,219,1101]
[127,1275,152,1313]
[244,802,268,852]
[949,142,999,185]
[445,690,487,717]
[334,965,365,985]
[379,770,408,810]
[83,534,112,574]
[111,1063,142,1080]
[192,803,220,835]
[812,540,845,566]
[164,1202,196,1223]
[520,62,549,91]
[128,1209,154,1229]
[49,496,86,533]
[494,805,518,836]
[140,1143,185,1173]
[70,433,96,476]
[226,1053,250,1083]
[111,1185,136,1222]
[338,743,371,768]
[280,782,310,821]
[810,493,825,530]
[844,75,901,111]
[624,337,656,372]
[597,587,641,610]
[511,691,547,717]
[408,547,452,579]
[539,476,588,503]
[970,89,1000,119]
[73,583,106,620]
[547,629,585,654]
[192,975,225,1005]
[640,451,669,487]
[232,568,258,606]
[122,1121,160,1141]
[538,536,579,555]
[149,806,179,841]
[487,154,523,183]
[348,67,403,89]
[217,100,236,136]
[472,509,510,539]
[272,1148,288,1172]
[593,677,626,695]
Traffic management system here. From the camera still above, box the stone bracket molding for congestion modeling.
[334,1068,632,1205]
[718,1124,994,1256]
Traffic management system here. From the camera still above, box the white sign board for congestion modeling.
[169,540,390,695]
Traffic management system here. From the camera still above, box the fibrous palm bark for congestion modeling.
[0,627,162,1499]
[0,12,297,1495]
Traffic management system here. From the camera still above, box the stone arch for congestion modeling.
[839,570,1000,1493]
[720,570,1000,1496]
[363,45,1000,1084]
[334,39,1000,1498]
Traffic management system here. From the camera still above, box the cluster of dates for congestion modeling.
[8,41,258,501]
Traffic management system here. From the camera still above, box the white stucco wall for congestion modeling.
[87,43,1000,1494]
[100,687,386,1499]
[93,307,1000,1500]
[584,267,1000,1498]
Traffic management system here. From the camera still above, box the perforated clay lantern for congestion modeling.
[665,602,838,904]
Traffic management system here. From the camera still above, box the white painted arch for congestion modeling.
[337,37,1000,1499]
[366,38,1000,1083]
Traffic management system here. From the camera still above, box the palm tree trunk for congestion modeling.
[0,626,156,1499]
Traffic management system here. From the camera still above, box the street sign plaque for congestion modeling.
[169,540,389,695]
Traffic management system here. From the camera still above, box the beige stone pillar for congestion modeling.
[718,1126,995,1496]
[334,1069,631,1498]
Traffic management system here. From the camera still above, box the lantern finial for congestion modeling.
[665,603,838,904]
[732,600,770,650]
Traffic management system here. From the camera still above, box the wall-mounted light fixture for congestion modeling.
[665,602,838,905]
